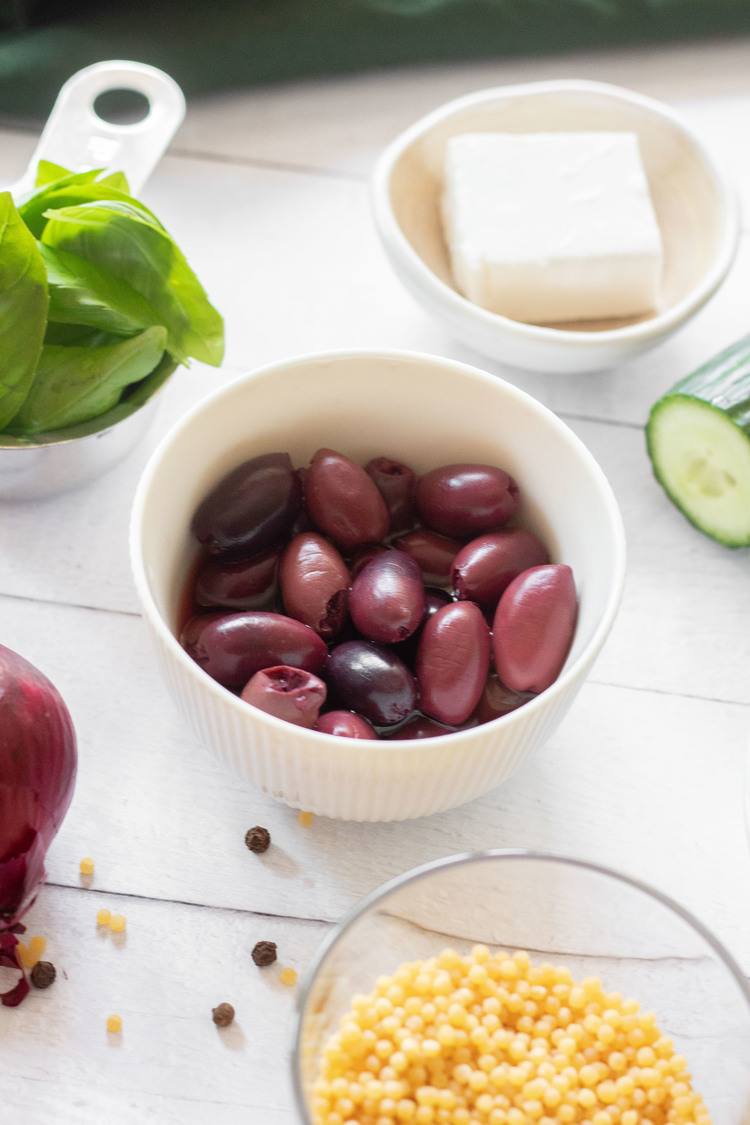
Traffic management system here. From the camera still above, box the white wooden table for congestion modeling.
[2,38,750,1123]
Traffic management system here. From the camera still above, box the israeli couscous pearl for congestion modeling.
[312,946,709,1125]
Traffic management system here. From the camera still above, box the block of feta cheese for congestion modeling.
[442,132,663,324]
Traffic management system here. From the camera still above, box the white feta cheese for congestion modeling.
[442,132,663,324]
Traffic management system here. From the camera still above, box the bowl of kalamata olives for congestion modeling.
[131,350,625,820]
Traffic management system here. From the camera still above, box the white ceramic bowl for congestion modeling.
[130,350,625,821]
[372,80,740,374]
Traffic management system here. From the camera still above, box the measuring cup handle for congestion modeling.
[20,60,185,196]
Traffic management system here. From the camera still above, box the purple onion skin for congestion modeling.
[305,448,389,552]
[280,533,350,638]
[393,528,461,587]
[195,549,279,611]
[0,645,77,947]
[326,641,417,727]
[315,711,377,739]
[349,549,426,644]
[241,666,326,727]
[417,601,490,726]
[493,564,577,694]
[416,463,520,538]
[365,456,417,534]
[192,452,301,557]
[474,675,535,723]
[181,611,328,690]
[452,529,549,610]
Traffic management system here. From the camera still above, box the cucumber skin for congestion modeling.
[646,334,750,549]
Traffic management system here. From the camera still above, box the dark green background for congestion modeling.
[1,0,749,120]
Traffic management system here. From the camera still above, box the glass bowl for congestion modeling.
[293,851,750,1124]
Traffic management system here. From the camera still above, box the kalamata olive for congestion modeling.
[416,463,520,537]
[195,549,279,610]
[315,711,377,739]
[280,533,350,638]
[398,587,452,667]
[389,715,454,739]
[305,448,389,551]
[181,611,328,690]
[493,564,577,693]
[474,675,534,723]
[326,640,417,726]
[417,601,490,725]
[365,456,417,533]
[192,452,301,557]
[349,549,426,644]
[241,665,326,727]
[452,529,549,609]
[393,529,461,586]
[349,544,388,579]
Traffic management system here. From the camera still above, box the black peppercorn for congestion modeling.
[30,961,56,989]
[212,1002,235,1027]
[251,940,277,967]
[245,826,271,854]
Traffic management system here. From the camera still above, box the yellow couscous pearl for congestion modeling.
[110,914,127,934]
[281,966,298,987]
[18,935,46,969]
[96,908,112,927]
[106,1014,122,1034]
[311,947,709,1124]
[79,857,95,877]
[298,811,314,828]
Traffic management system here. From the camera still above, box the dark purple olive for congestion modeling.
[349,544,389,579]
[474,675,534,723]
[315,710,377,739]
[241,665,326,727]
[416,463,520,538]
[397,587,452,667]
[192,452,301,557]
[393,529,461,586]
[417,601,490,725]
[349,549,426,644]
[452,529,549,609]
[365,456,417,534]
[305,448,389,551]
[326,641,417,726]
[180,611,328,690]
[389,716,455,740]
[493,564,577,693]
[280,533,350,638]
[195,549,279,610]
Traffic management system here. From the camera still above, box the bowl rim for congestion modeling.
[371,78,741,348]
[291,847,750,1121]
[129,347,626,752]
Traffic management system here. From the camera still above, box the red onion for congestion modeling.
[0,644,77,1006]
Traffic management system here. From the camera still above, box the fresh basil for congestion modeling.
[42,242,164,341]
[0,193,49,430]
[42,199,223,366]
[9,325,167,435]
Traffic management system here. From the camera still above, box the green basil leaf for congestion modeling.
[21,176,156,239]
[35,160,77,187]
[97,170,130,193]
[41,241,168,344]
[9,325,167,435]
[41,199,224,366]
[44,323,118,347]
[0,192,48,430]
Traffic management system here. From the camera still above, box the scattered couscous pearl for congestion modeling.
[79,857,95,877]
[110,914,127,934]
[106,1014,122,1034]
[96,908,112,927]
[18,935,46,969]
[298,811,314,829]
[312,946,709,1124]
[280,966,298,987]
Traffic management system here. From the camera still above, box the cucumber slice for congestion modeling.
[646,335,750,547]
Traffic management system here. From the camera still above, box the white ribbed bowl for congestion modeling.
[130,350,625,821]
